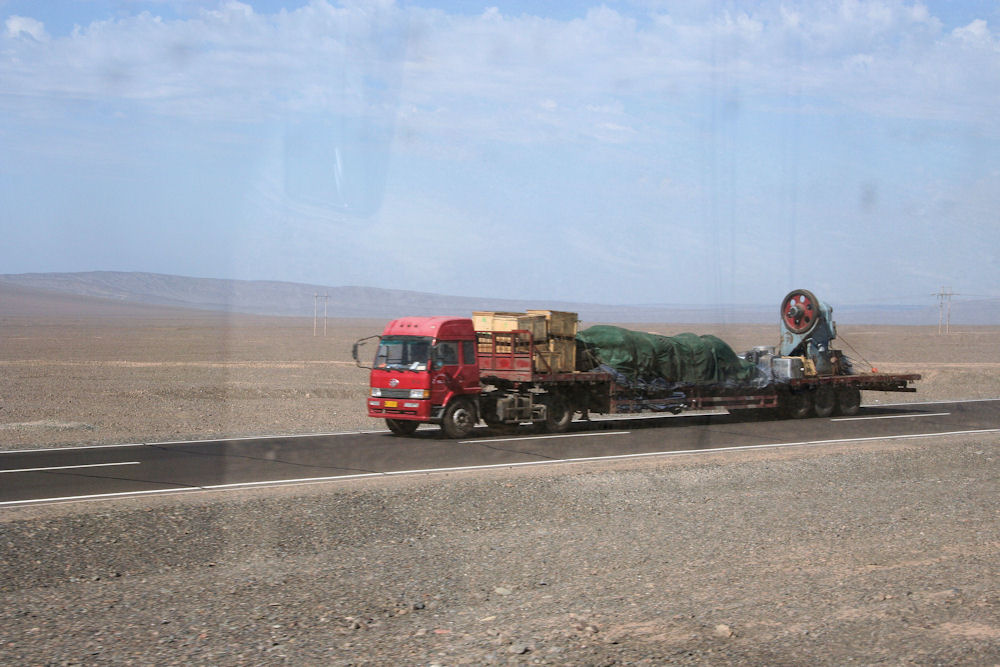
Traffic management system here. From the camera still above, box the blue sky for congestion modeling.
[1,1,998,306]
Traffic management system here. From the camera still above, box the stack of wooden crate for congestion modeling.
[472,312,545,357]
[472,309,579,373]
[472,312,547,340]
[528,310,578,373]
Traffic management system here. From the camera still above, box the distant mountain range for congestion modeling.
[2,271,998,325]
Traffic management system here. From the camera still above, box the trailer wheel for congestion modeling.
[539,396,572,433]
[441,398,477,438]
[385,418,419,436]
[781,391,812,419]
[813,385,836,418]
[836,387,861,416]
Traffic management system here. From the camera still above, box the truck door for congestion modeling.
[431,341,479,399]
[460,340,481,391]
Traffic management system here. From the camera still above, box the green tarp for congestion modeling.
[576,325,760,386]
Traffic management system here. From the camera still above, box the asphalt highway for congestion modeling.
[2,399,998,507]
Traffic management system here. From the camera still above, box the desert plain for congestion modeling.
[1,285,998,665]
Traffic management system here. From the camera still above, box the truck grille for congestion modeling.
[378,388,413,398]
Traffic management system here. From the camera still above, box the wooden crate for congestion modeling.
[534,338,576,373]
[476,331,495,354]
[525,310,578,338]
[477,332,529,355]
[472,311,547,341]
[472,311,520,332]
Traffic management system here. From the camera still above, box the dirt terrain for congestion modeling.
[2,436,998,665]
[1,296,999,665]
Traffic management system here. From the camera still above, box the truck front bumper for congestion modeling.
[367,398,433,421]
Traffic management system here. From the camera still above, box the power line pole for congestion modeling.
[313,292,331,336]
[323,292,329,336]
[933,287,956,334]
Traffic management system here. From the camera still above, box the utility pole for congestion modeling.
[934,287,956,334]
[323,293,329,336]
[313,292,331,336]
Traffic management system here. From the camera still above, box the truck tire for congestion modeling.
[813,385,836,418]
[539,396,572,433]
[781,391,812,419]
[385,418,419,436]
[441,398,477,438]
[836,386,861,416]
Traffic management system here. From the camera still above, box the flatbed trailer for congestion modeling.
[475,329,919,427]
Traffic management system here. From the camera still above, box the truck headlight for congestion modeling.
[409,389,429,399]
[371,387,382,397]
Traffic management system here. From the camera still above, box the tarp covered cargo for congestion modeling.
[576,325,763,388]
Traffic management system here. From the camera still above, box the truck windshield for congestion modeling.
[374,336,432,371]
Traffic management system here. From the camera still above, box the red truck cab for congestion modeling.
[364,317,481,436]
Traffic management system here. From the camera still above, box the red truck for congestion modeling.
[352,291,920,438]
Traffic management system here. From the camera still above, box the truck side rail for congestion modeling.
[476,330,609,383]
[476,329,535,378]
[786,373,921,393]
[608,381,780,414]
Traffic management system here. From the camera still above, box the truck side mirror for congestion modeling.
[352,335,380,369]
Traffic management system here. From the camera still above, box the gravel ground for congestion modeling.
[3,312,999,664]
[2,434,998,665]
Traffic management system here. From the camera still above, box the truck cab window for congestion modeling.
[462,340,476,365]
[433,341,459,369]
[375,336,431,371]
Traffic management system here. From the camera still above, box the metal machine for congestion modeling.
[779,288,839,375]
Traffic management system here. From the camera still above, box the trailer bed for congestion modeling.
[476,330,919,414]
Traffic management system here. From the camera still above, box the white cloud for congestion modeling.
[952,18,990,44]
[5,15,48,41]
[0,1,997,142]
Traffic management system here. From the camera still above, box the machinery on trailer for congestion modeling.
[352,290,920,437]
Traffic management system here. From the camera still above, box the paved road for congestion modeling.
[3,399,998,506]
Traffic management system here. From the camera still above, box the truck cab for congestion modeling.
[363,317,481,436]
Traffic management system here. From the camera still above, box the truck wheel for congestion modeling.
[441,398,477,438]
[781,391,812,419]
[813,385,836,418]
[385,418,419,436]
[539,396,572,433]
[836,387,861,416]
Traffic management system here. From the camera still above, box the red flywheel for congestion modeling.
[781,289,819,335]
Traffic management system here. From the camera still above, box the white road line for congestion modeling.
[0,431,385,455]
[0,461,140,474]
[460,431,631,444]
[4,427,999,508]
[873,397,1000,407]
[832,412,951,422]
[3,398,998,455]
[148,430,386,446]
[0,487,194,505]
